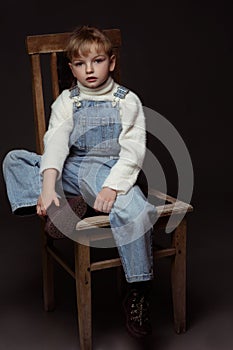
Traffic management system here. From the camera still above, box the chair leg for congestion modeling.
[171,217,187,334]
[74,241,92,350]
[41,228,55,311]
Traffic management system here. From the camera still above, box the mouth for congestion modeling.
[86,77,97,82]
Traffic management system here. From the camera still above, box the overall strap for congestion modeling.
[69,85,80,98]
[69,85,81,107]
[113,85,129,99]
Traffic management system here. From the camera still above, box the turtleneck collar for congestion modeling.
[77,76,115,96]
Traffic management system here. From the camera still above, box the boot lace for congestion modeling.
[129,292,150,326]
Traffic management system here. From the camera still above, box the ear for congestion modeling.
[109,55,116,72]
[68,62,76,77]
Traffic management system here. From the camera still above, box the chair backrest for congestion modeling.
[25,29,122,154]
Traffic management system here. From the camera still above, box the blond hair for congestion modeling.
[66,25,113,62]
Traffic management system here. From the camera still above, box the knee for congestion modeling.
[2,149,32,173]
[111,186,155,222]
[3,150,23,167]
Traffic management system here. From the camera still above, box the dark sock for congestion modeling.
[14,205,37,216]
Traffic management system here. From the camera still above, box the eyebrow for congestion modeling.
[72,53,107,61]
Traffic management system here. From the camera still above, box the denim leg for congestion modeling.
[117,229,154,283]
[2,149,42,213]
[109,186,157,283]
[64,156,157,282]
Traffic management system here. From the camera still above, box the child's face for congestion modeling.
[69,43,116,89]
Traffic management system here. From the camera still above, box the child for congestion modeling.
[2,25,157,338]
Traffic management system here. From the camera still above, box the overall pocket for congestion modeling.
[71,105,122,152]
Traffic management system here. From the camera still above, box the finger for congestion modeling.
[104,201,114,213]
[107,201,114,213]
[102,201,110,213]
[94,198,104,212]
[54,197,60,207]
[36,205,41,215]
[37,206,45,217]
[102,202,108,213]
[40,204,47,216]
[41,209,47,216]
[93,198,100,212]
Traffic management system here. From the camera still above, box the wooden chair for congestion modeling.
[25,29,193,350]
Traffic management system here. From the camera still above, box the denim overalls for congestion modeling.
[2,85,156,282]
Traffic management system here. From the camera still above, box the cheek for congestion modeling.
[72,69,81,78]
[101,65,111,75]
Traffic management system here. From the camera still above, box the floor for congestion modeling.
[0,195,233,350]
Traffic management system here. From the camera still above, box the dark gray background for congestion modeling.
[0,1,232,349]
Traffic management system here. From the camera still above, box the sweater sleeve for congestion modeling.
[39,91,73,179]
[102,92,146,194]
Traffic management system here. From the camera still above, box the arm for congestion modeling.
[37,91,73,215]
[102,92,146,195]
[37,168,59,216]
[40,90,73,179]
[94,93,146,213]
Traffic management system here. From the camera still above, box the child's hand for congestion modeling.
[94,188,117,213]
[37,191,60,216]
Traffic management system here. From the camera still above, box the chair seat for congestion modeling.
[45,189,193,239]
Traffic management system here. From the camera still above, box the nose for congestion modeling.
[86,62,94,74]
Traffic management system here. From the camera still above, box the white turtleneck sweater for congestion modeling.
[40,77,146,194]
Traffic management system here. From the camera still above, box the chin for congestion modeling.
[84,81,98,88]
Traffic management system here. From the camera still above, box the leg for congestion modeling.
[64,158,156,338]
[109,186,156,338]
[2,149,41,213]
[63,156,156,281]
[109,185,156,283]
[171,218,187,333]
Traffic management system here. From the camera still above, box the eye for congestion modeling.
[73,62,83,67]
[94,58,105,64]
